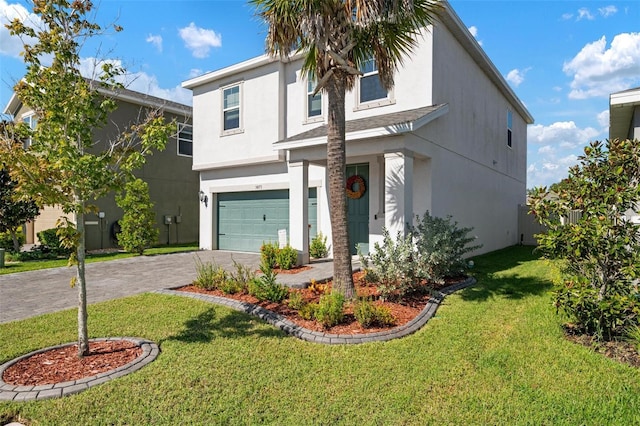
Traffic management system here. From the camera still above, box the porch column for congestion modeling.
[289,160,310,265]
[384,151,414,237]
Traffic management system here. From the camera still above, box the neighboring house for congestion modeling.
[182,1,534,262]
[609,86,640,223]
[3,85,199,251]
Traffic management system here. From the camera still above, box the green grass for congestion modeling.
[1,245,639,425]
[0,243,198,275]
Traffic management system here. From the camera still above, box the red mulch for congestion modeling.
[177,271,458,334]
[2,340,142,386]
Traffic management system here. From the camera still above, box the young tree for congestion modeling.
[250,0,442,298]
[116,178,159,255]
[0,163,39,253]
[3,0,173,357]
[529,139,640,340]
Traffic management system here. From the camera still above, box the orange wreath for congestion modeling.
[346,175,366,199]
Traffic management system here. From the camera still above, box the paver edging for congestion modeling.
[156,276,477,345]
[0,337,159,402]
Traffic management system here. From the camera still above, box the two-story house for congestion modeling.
[3,85,199,251]
[183,1,533,262]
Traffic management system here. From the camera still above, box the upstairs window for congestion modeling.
[359,57,387,104]
[22,114,38,149]
[222,84,241,133]
[507,110,513,148]
[307,80,322,119]
[177,123,192,156]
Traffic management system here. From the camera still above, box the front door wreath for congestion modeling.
[346,175,366,199]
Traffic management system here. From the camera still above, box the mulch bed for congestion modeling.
[2,340,142,386]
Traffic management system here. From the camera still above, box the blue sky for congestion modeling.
[1,0,639,189]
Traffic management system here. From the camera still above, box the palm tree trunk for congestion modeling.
[75,201,89,357]
[326,77,355,299]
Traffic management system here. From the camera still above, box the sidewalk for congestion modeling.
[0,250,357,324]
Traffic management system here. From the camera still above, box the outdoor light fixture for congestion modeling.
[199,190,208,207]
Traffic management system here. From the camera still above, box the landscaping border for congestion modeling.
[0,337,159,402]
[155,276,477,344]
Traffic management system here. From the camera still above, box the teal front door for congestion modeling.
[346,164,369,255]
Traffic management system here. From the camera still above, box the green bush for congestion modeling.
[299,302,318,320]
[37,227,72,255]
[360,228,417,301]
[309,232,328,258]
[276,245,298,270]
[229,258,256,293]
[115,178,159,255]
[410,211,481,284]
[260,241,279,269]
[353,298,396,328]
[314,292,345,328]
[219,279,243,295]
[287,291,307,310]
[249,259,289,302]
[193,255,228,290]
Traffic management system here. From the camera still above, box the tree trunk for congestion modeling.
[326,77,355,299]
[10,229,20,253]
[75,203,89,357]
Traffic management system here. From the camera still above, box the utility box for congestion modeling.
[164,215,173,225]
[0,248,4,268]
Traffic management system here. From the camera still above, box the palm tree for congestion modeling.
[250,0,442,298]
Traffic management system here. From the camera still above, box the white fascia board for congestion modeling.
[275,104,449,151]
[97,88,191,116]
[3,93,22,116]
[610,88,640,106]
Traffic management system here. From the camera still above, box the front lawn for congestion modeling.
[1,245,639,425]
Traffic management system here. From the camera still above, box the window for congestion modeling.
[177,123,192,156]
[22,114,38,149]
[222,84,241,132]
[507,110,513,148]
[359,57,387,104]
[307,80,322,119]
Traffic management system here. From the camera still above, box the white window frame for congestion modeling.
[221,82,243,136]
[354,57,394,111]
[507,110,513,148]
[304,79,324,124]
[22,113,38,149]
[177,122,193,157]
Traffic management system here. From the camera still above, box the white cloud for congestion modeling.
[179,22,222,59]
[528,121,600,147]
[597,109,609,130]
[576,8,595,21]
[0,0,41,58]
[527,121,603,187]
[505,67,531,88]
[146,34,163,53]
[561,13,573,21]
[598,5,617,17]
[563,33,640,99]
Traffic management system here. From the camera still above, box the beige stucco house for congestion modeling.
[3,86,199,251]
[182,1,534,262]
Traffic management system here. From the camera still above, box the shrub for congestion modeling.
[529,139,640,340]
[276,245,298,270]
[314,292,345,328]
[309,232,328,258]
[37,227,73,256]
[219,279,243,295]
[410,211,481,284]
[287,291,306,310]
[115,178,159,255]
[260,241,279,269]
[626,325,640,353]
[229,258,256,293]
[299,302,318,320]
[353,298,396,328]
[361,228,417,301]
[193,255,228,290]
[250,259,289,302]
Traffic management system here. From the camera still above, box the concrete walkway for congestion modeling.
[0,250,342,324]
